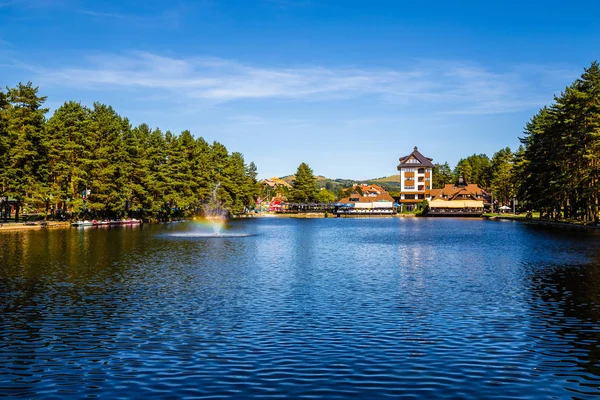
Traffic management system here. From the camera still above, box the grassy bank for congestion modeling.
[485,213,600,230]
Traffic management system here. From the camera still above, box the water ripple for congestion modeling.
[1,219,600,398]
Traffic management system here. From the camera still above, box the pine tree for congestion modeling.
[433,162,453,188]
[5,82,49,221]
[453,154,492,187]
[123,123,150,218]
[0,89,9,220]
[291,162,318,203]
[490,147,514,206]
[194,137,213,203]
[45,101,93,216]
[145,127,169,218]
[87,103,128,218]
[454,159,473,183]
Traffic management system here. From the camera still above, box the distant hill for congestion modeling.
[280,174,400,193]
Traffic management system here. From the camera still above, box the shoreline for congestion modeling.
[233,212,417,219]
[0,221,71,231]
[3,214,596,231]
[484,215,600,231]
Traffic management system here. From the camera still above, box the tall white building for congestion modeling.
[397,146,434,211]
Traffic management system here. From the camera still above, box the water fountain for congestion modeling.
[203,182,227,235]
[166,182,253,239]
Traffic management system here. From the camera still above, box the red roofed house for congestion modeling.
[428,176,486,216]
[337,184,395,215]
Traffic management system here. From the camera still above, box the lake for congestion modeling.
[1,218,600,399]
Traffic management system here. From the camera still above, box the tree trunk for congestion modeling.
[14,202,20,222]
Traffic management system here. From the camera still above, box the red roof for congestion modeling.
[340,192,394,204]
[431,183,487,201]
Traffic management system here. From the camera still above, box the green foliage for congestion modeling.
[336,186,354,200]
[0,88,10,199]
[280,174,400,193]
[3,82,49,220]
[515,61,600,221]
[291,162,319,203]
[490,147,515,206]
[0,83,260,221]
[415,199,429,216]
[317,188,336,203]
[453,154,491,188]
[432,162,453,188]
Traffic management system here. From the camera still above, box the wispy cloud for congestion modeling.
[77,9,124,19]
[34,51,572,115]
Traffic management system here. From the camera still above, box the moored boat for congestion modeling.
[93,220,111,226]
[72,219,142,227]
[71,220,94,227]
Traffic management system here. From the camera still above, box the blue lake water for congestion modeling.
[1,218,600,399]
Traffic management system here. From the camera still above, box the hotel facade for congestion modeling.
[397,146,434,211]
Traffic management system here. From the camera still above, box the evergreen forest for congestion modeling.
[0,83,260,221]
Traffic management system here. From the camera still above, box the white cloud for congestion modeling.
[34,51,571,115]
[77,9,124,19]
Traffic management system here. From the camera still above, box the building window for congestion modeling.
[418,168,425,174]
[417,194,425,199]
[407,158,419,164]
[405,194,415,200]
[403,168,415,172]
[405,186,415,190]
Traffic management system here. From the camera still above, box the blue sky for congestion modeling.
[1,0,599,179]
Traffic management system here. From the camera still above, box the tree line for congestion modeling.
[432,148,517,207]
[516,62,600,221]
[432,62,600,221]
[0,82,260,221]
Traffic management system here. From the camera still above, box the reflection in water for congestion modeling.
[526,260,600,396]
[1,219,600,398]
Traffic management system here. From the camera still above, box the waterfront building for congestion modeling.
[397,146,434,211]
[428,176,486,216]
[261,177,292,190]
[337,184,395,215]
[260,177,292,206]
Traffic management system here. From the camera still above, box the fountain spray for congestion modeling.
[203,182,227,235]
